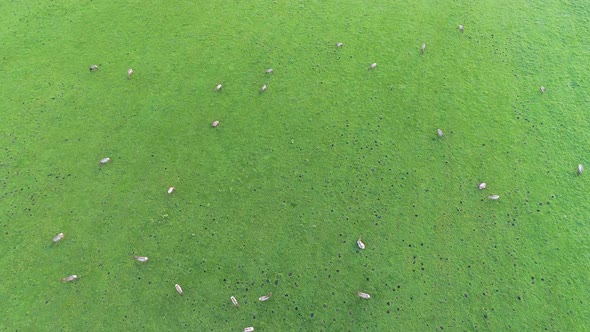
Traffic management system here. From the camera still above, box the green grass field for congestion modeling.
[1,1,589,331]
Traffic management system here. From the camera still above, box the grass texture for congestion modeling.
[1,1,589,331]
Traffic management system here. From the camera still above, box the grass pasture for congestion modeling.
[1,1,589,331]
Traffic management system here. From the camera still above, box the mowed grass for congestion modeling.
[1,0,589,331]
